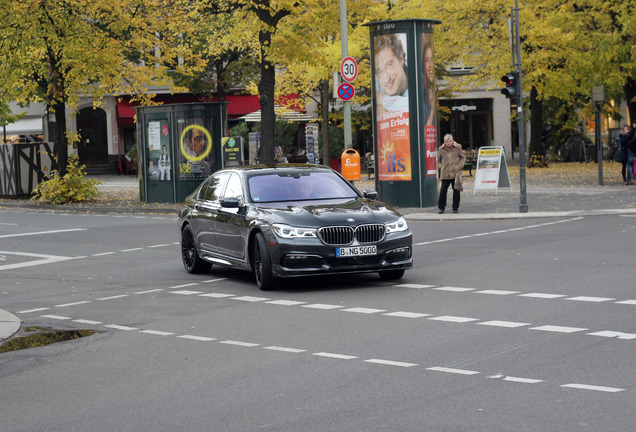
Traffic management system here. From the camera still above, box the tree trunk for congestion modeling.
[52,100,68,175]
[257,29,275,164]
[319,79,330,167]
[529,86,544,156]
[624,77,636,123]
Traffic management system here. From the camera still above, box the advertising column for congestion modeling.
[366,19,441,208]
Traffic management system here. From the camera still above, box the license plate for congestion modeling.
[336,245,377,257]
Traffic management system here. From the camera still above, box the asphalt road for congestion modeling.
[1,208,635,431]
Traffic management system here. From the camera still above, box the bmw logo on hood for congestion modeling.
[347,218,355,223]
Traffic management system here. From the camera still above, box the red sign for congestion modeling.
[337,83,355,101]
[162,125,169,136]
[425,126,438,177]
[340,56,358,82]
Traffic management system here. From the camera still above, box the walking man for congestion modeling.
[437,134,466,214]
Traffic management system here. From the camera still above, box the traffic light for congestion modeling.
[501,72,518,100]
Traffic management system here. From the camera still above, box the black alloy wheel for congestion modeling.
[181,225,212,274]
[253,232,276,291]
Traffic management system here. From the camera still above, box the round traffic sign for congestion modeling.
[337,83,355,101]
[340,56,358,82]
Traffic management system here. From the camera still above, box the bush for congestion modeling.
[527,154,549,168]
[32,157,101,204]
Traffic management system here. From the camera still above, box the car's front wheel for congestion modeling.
[378,269,405,281]
[181,225,211,274]
[253,232,277,291]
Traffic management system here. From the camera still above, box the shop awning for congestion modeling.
[2,116,44,135]
[238,105,316,123]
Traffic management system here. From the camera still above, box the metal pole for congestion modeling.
[515,0,528,213]
[340,0,352,149]
[596,103,603,185]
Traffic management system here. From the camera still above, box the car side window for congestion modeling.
[200,173,229,202]
[223,173,243,200]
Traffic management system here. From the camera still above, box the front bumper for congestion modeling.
[268,233,413,278]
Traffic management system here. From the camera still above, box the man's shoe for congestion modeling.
[452,209,458,214]
[438,209,445,214]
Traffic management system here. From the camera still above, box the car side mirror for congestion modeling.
[363,190,378,200]
[220,197,241,208]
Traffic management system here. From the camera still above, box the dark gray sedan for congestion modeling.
[178,164,412,290]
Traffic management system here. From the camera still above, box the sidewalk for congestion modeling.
[2,165,635,343]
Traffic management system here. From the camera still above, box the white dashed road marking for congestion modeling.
[561,384,624,393]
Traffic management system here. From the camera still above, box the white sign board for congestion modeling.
[340,56,358,82]
[473,146,511,194]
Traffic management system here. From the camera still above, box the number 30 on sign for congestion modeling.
[340,56,358,82]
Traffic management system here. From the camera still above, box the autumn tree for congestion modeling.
[0,0,199,173]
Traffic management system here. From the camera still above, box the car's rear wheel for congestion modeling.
[253,232,276,291]
[181,225,211,274]
[378,269,405,281]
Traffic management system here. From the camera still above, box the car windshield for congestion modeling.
[248,171,358,203]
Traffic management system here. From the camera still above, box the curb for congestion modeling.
[0,309,21,343]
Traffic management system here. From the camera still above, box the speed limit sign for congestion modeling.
[340,56,358,83]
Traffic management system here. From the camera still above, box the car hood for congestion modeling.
[250,198,403,227]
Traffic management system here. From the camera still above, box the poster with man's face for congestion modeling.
[178,120,213,181]
[373,32,412,181]
[421,32,438,177]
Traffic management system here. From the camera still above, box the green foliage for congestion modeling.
[32,157,101,205]
[527,154,549,168]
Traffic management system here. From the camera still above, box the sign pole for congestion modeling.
[514,0,528,213]
[340,0,352,150]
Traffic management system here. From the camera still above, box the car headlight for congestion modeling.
[272,224,318,238]
[385,216,408,233]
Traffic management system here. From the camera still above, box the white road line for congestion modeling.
[615,300,636,305]
[395,284,435,289]
[140,330,175,336]
[170,283,200,289]
[40,314,71,320]
[178,335,216,341]
[426,367,480,375]
[566,296,616,303]
[92,252,116,257]
[0,228,87,239]
[561,383,624,393]
[383,311,430,318]
[104,324,139,331]
[97,295,129,301]
[302,304,344,310]
[478,320,530,328]
[434,286,475,292]
[503,376,543,384]
[365,359,418,367]
[199,293,235,298]
[220,340,260,347]
[263,346,306,353]
[341,307,386,314]
[231,296,270,302]
[429,316,479,323]
[73,319,103,325]
[530,325,588,333]
[120,248,144,252]
[170,290,204,295]
[587,331,636,340]
[475,290,520,296]
[17,307,50,314]
[55,301,92,308]
[147,244,171,248]
[518,293,567,299]
[0,250,76,271]
[313,352,357,360]
[266,300,307,306]
[202,278,228,283]
[414,218,582,246]
[134,289,164,294]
